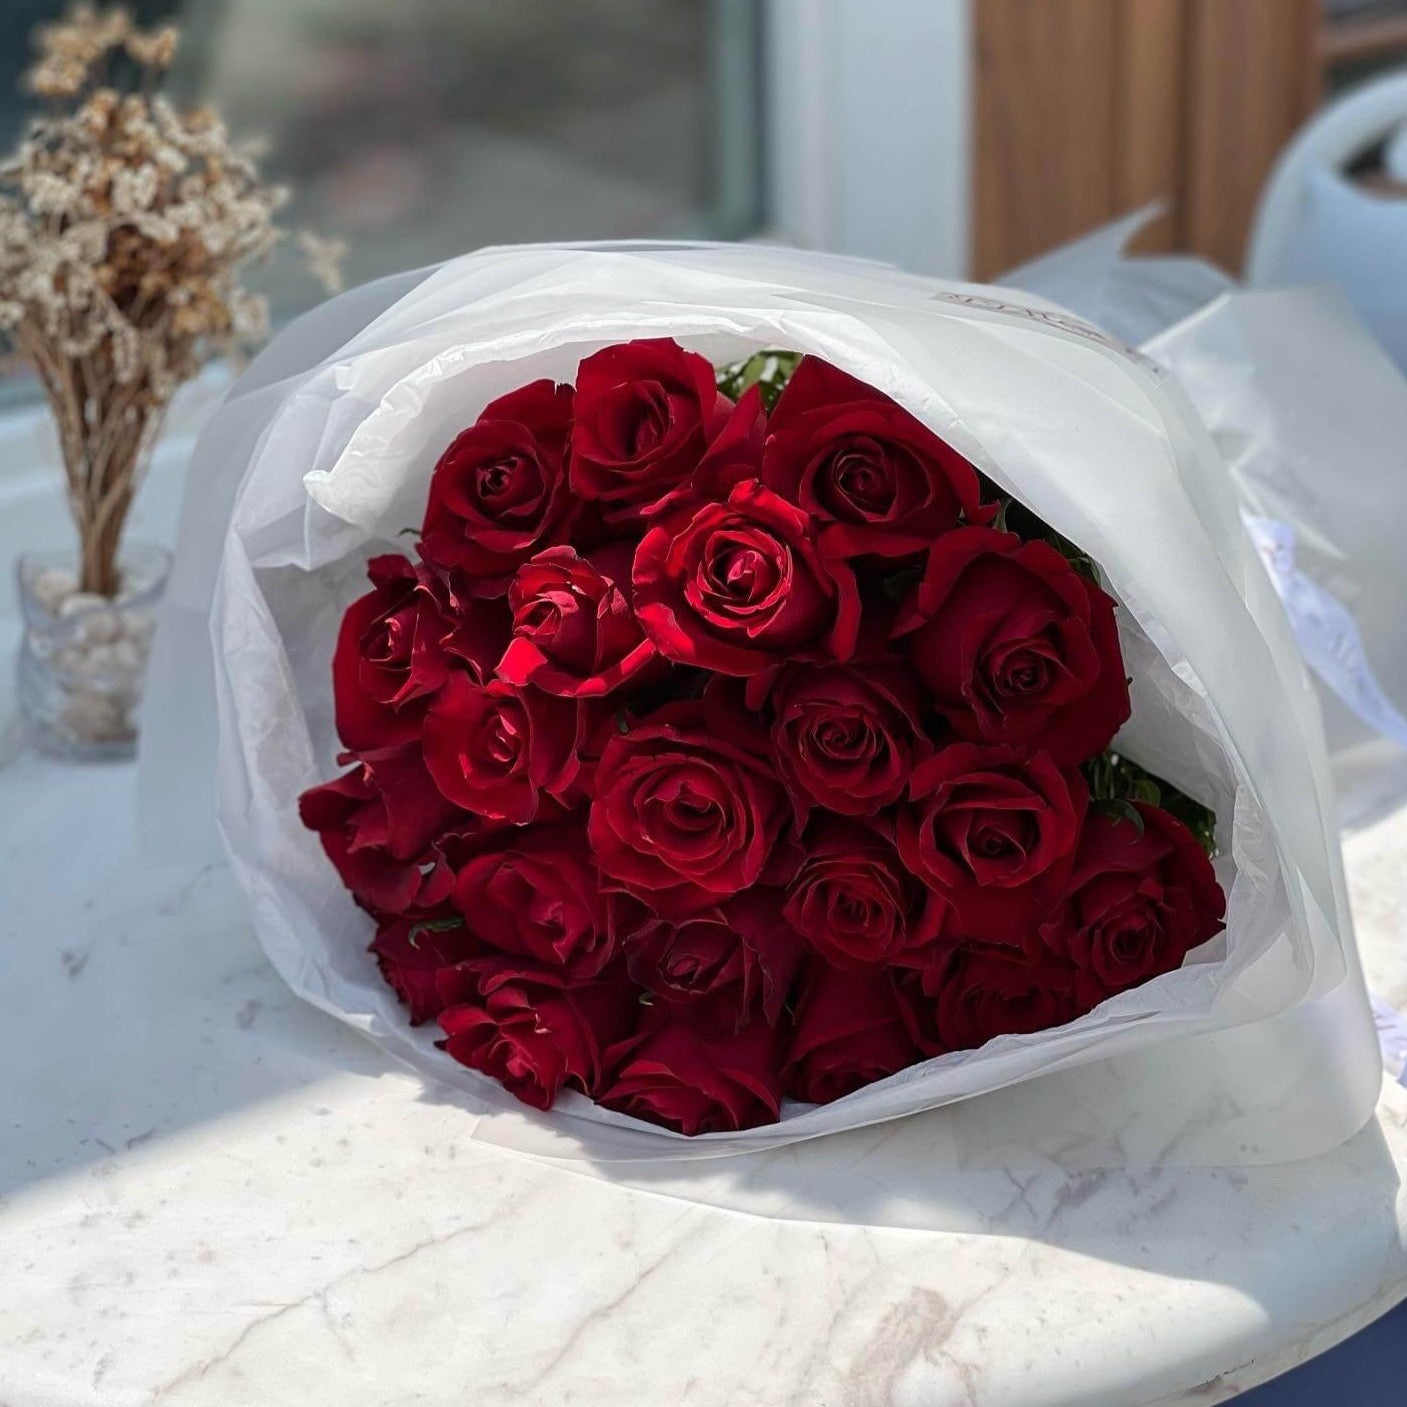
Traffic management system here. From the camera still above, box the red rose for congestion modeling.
[768,654,932,818]
[299,745,464,914]
[436,958,639,1111]
[645,385,767,514]
[1036,805,1225,1004]
[419,379,577,591]
[763,356,988,557]
[783,818,944,971]
[332,555,507,750]
[451,823,615,978]
[894,526,1130,766]
[633,479,861,677]
[370,910,483,1026]
[783,963,924,1105]
[587,701,792,916]
[897,744,1086,944]
[925,943,1081,1052]
[569,337,732,517]
[496,543,657,698]
[599,1012,784,1134]
[422,672,582,822]
[621,889,804,1032]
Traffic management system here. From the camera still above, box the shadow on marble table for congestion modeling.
[7,744,1404,1392]
[0,752,393,1202]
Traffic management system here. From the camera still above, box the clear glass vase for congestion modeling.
[16,543,171,761]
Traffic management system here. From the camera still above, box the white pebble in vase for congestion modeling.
[15,543,172,761]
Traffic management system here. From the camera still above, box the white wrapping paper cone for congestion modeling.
[140,242,1381,1165]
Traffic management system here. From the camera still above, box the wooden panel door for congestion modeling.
[972,0,1319,278]
[1182,0,1321,272]
[972,0,1185,278]
[974,0,1118,278]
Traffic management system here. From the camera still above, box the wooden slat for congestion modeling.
[971,0,1322,276]
[972,0,1120,279]
[1183,0,1320,272]
[1115,0,1188,252]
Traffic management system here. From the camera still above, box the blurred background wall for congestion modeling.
[2,0,1406,330]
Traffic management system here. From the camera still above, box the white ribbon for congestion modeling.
[1246,513,1407,1084]
[1244,514,1407,750]
[1371,995,1407,1085]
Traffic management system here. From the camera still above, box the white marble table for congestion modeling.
[3,726,1406,1406]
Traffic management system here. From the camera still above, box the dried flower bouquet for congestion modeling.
[1,4,338,755]
[0,3,339,596]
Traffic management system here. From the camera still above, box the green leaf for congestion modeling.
[406,916,466,949]
[714,348,804,411]
[1048,531,1101,583]
[882,566,924,605]
[1081,748,1217,857]
[1094,798,1145,836]
[397,526,420,539]
[1130,776,1162,805]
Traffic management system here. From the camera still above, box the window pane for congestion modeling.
[1,0,762,342]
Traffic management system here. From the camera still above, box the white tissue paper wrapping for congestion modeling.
[140,241,1384,1166]
[1149,292,1407,831]
[1008,208,1407,832]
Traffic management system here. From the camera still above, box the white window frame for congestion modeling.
[764,0,972,278]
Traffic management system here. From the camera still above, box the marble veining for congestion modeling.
[2,742,1406,1407]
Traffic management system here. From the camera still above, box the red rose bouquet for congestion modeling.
[138,242,1377,1163]
[299,339,1227,1135]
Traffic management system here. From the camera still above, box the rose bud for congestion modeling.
[422,673,582,823]
[1035,804,1225,1005]
[622,888,804,1032]
[497,542,657,699]
[783,962,924,1105]
[569,337,732,518]
[451,823,616,978]
[299,745,465,915]
[332,554,508,751]
[599,1012,785,1134]
[763,356,989,557]
[370,909,484,1026]
[924,942,1081,1052]
[768,654,932,818]
[897,743,1086,945]
[587,701,792,916]
[632,478,861,677]
[419,379,577,592]
[437,958,639,1111]
[784,817,945,971]
[894,526,1131,766]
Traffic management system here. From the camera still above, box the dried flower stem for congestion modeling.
[16,319,161,594]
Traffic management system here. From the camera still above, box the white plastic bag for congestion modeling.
[141,242,1381,1162]
[1001,205,1234,347]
